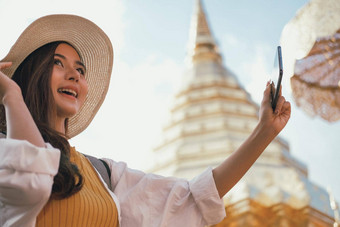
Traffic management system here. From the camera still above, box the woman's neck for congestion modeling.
[53,115,67,136]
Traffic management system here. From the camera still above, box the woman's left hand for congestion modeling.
[259,81,291,136]
[0,62,22,105]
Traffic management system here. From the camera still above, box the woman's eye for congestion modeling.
[77,68,85,75]
[54,59,63,66]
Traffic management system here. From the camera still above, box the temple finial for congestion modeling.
[186,0,221,65]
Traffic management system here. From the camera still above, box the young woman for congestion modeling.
[0,15,291,227]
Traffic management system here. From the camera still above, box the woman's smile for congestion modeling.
[57,87,78,98]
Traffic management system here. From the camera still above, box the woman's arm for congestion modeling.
[0,62,45,147]
[212,82,291,198]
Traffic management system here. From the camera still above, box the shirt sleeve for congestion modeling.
[0,138,60,227]
[103,159,226,227]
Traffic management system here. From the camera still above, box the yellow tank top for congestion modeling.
[36,147,119,227]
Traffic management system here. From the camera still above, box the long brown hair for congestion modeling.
[11,41,83,199]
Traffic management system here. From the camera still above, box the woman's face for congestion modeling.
[50,43,88,122]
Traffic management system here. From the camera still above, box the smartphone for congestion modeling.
[270,46,283,111]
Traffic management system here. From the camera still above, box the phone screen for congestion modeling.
[270,46,283,110]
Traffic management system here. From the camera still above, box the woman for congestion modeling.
[0,15,291,227]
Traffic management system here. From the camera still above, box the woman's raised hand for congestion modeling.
[0,62,45,147]
[0,62,22,105]
[259,81,291,136]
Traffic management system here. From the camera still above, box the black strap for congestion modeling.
[100,159,111,179]
[83,154,112,191]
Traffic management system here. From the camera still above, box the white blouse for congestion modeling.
[0,137,226,227]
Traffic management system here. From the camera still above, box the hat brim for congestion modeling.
[1,14,113,138]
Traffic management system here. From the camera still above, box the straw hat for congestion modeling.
[0,14,113,138]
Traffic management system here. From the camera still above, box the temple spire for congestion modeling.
[186,0,221,65]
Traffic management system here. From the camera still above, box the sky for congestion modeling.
[0,0,339,204]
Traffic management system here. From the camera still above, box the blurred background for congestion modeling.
[0,0,338,206]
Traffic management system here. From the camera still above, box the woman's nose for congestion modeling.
[66,68,80,82]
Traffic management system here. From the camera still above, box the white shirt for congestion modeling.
[0,137,226,227]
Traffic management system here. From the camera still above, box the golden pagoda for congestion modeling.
[151,0,337,226]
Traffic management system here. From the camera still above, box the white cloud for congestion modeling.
[222,33,248,51]
[220,34,272,103]
[219,34,293,105]
[0,0,126,58]
[243,45,272,104]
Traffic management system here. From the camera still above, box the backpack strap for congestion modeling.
[83,154,112,191]
[0,131,6,138]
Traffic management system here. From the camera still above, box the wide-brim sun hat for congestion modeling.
[0,14,113,138]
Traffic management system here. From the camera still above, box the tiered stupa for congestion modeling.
[151,0,336,226]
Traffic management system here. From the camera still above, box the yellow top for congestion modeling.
[36,147,119,227]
